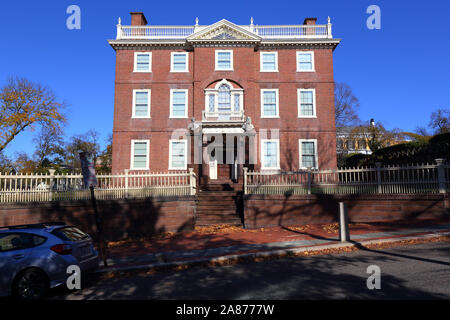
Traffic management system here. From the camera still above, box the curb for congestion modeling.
[94,231,450,275]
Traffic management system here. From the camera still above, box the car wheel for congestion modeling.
[12,268,49,300]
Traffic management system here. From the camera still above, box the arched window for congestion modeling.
[218,84,231,113]
[203,79,244,121]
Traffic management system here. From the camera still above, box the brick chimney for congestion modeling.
[130,12,148,26]
[303,17,317,25]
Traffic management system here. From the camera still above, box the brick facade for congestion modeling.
[110,15,340,182]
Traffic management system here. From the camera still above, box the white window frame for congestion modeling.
[296,51,315,72]
[132,89,151,119]
[260,89,279,118]
[169,139,188,170]
[204,79,244,115]
[170,52,189,72]
[130,139,150,170]
[297,88,316,118]
[170,89,188,118]
[260,51,278,72]
[299,139,318,169]
[261,139,280,170]
[215,50,233,71]
[133,52,152,73]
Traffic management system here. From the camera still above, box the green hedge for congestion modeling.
[343,132,450,167]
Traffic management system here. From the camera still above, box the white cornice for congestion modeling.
[108,38,341,51]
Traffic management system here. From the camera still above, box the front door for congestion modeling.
[209,159,217,180]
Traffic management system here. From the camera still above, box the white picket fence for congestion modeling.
[244,160,450,195]
[0,169,196,203]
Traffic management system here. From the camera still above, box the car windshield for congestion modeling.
[51,227,90,242]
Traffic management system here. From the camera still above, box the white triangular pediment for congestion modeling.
[187,19,261,41]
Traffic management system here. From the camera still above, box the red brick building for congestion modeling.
[109,13,340,187]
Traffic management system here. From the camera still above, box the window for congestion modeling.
[131,140,149,170]
[299,139,318,169]
[218,84,231,113]
[215,50,233,70]
[0,233,46,252]
[134,52,151,72]
[169,140,187,170]
[261,89,279,118]
[132,90,151,118]
[171,52,188,72]
[298,89,316,117]
[358,139,367,149]
[233,94,240,112]
[170,89,188,118]
[260,52,278,72]
[297,51,314,72]
[208,94,215,112]
[347,140,355,150]
[52,227,89,241]
[261,139,280,169]
[204,79,243,118]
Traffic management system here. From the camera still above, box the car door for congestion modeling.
[0,233,34,293]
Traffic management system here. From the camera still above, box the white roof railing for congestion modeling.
[115,18,333,40]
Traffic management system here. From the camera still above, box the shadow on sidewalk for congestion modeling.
[349,240,450,267]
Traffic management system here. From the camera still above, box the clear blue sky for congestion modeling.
[1,0,449,157]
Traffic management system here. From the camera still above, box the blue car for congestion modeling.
[0,223,99,300]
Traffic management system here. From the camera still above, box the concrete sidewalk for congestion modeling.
[96,220,450,273]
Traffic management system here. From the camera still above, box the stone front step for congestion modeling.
[200,179,243,192]
[196,216,242,226]
[195,185,242,226]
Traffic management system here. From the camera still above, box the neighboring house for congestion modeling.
[336,126,409,157]
[336,127,372,156]
[108,12,341,186]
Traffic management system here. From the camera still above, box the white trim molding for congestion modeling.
[170,52,189,72]
[215,50,233,71]
[296,51,315,72]
[299,139,318,169]
[130,139,150,170]
[133,52,152,72]
[170,89,189,118]
[132,89,151,118]
[169,139,188,170]
[261,139,280,170]
[297,88,316,118]
[260,51,278,72]
[260,88,279,118]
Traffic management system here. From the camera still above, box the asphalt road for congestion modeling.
[50,241,450,300]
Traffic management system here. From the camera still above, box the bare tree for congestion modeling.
[64,129,101,171]
[0,151,14,172]
[96,133,113,174]
[33,125,65,169]
[429,108,449,134]
[334,82,360,128]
